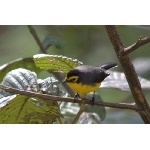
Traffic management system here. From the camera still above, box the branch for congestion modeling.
[27,25,45,52]
[105,25,150,123]
[0,84,139,111]
[123,36,150,55]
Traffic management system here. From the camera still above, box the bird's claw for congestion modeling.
[74,93,80,102]
[89,96,95,105]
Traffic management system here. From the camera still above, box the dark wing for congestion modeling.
[93,62,117,83]
[92,67,109,83]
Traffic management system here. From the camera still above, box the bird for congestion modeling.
[62,62,117,104]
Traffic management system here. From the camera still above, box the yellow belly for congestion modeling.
[67,82,101,95]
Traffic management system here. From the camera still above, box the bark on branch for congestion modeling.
[0,84,139,111]
[123,36,150,55]
[105,25,150,123]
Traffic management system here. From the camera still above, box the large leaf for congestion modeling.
[33,54,83,73]
[0,58,41,83]
[0,68,64,124]
[101,71,150,91]
[0,95,61,124]
[0,68,39,97]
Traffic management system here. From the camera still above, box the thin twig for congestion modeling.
[123,36,150,55]
[71,104,88,124]
[0,84,139,111]
[105,25,150,123]
[27,25,45,52]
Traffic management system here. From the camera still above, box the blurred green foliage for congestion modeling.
[0,25,150,123]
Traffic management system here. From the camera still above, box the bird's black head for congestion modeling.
[64,69,80,83]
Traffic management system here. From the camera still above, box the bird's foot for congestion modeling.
[74,93,80,103]
[89,92,95,105]
[89,96,95,105]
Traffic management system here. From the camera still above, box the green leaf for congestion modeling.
[33,54,83,73]
[0,95,61,124]
[0,58,41,83]
[0,68,39,97]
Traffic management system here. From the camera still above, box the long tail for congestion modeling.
[98,62,117,70]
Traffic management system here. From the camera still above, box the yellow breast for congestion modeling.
[67,82,101,95]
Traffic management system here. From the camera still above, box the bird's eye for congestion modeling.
[67,76,79,82]
[71,78,76,82]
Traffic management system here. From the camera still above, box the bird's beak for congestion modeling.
[62,78,66,83]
